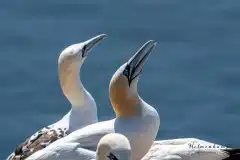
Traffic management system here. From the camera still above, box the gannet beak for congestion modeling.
[123,40,157,86]
[82,34,107,57]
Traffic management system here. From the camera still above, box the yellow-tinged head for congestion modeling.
[109,40,157,117]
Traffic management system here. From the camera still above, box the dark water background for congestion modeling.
[0,0,240,158]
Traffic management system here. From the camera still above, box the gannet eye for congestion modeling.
[107,152,119,160]
[82,45,87,57]
[123,65,130,78]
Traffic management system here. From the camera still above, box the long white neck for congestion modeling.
[58,61,98,131]
[59,62,85,107]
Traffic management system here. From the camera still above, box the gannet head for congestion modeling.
[58,34,107,106]
[109,40,157,117]
[96,133,131,160]
[58,34,107,71]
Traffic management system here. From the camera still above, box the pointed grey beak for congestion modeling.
[123,40,157,86]
[82,34,107,57]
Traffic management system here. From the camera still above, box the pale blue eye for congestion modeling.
[123,65,130,77]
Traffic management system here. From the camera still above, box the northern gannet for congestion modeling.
[142,138,240,160]
[26,133,131,160]
[96,133,131,160]
[7,34,107,160]
[24,40,160,160]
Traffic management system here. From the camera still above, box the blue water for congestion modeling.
[1,0,240,158]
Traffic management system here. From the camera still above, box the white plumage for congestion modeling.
[27,133,131,160]
[24,40,160,160]
[142,138,240,160]
[6,34,107,160]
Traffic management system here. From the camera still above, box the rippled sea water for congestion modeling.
[1,0,240,158]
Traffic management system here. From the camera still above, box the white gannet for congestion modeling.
[24,40,160,160]
[96,133,131,160]
[7,34,107,160]
[142,138,240,160]
[26,133,131,160]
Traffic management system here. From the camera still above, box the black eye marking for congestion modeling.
[123,64,131,86]
[123,64,142,86]
[82,45,87,57]
[123,65,130,77]
[107,152,119,160]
